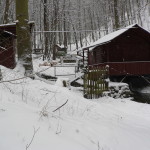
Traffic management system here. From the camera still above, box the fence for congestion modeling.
[54,65,78,78]
[83,65,109,99]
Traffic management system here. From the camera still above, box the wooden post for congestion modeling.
[54,66,56,76]
[75,66,76,78]
[83,49,84,66]
[0,68,2,80]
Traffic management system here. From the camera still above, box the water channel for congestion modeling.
[128,76,150,104]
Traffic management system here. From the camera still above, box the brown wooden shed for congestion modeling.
[81,24,150,77]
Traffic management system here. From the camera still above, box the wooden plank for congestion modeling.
[93,66,95,98]
[87,67,90,99]
[96,66,98,98]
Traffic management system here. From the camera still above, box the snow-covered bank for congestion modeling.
[0,66,150,150]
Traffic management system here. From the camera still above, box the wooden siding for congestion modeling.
[0,37,16,69]
[97,61,150,75]
[84,65,109,99]
[0,25,16,35]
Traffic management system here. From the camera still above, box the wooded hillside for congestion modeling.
[0,0,149,50]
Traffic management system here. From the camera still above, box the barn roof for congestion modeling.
[83,24,150,51]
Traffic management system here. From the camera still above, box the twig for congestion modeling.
[2,83,14,94]
[39,91,58,119]
[26,127,40,150]
[98,141,100,150]
[40,88,60,93]
[53,100,68,112]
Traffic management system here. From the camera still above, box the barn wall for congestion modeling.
[89,28,150,76]
[0,26,16,35]
[100,30,150,63]
[107,62,150,75]
[0,38,16,69]
[114,30,150,62]
[89,45,107,65]
[88,52,93,65]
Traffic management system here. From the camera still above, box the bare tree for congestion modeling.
[43,0,49,60]
[3,0,10,24]
[113,0,120,30]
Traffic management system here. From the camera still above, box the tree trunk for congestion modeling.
[88,8,95,42]
[16,0,33,77]
[78,0,83,48]
[84,8,88,46]
[3,0,10,24]
[43,0,49,59]
[52,0,58,60]
[136,0,142,26]
[113,0,120,30]
[63,0,68,48]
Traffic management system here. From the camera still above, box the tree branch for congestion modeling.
[53,99,68,112]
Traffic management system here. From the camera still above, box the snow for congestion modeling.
[140,86,150,93]
[0,23,16,27]
[0,21,34,28]
[1,60,150,150]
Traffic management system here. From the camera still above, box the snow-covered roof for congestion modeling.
[0,23,16,27]
[0,21,35,28]
[82,24,147,51]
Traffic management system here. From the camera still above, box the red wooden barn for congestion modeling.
[0,22,34,69]
[80,24,150,78]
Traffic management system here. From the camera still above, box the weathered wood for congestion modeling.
[84,65,108,99]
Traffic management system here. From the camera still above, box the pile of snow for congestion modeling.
[0,65,150,150]
[107,82,132,99]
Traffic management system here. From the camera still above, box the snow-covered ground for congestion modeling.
[0,62,150,150]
